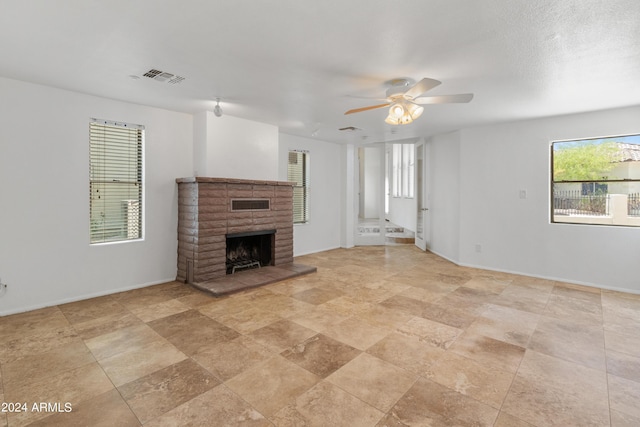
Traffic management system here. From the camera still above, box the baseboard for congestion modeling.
[426,248,640,295]
[425,248,460,266]
[294,245,342,257]
[456,261,640,296]
[0,277,177,317]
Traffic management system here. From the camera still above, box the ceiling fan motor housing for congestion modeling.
[386,79,412,99]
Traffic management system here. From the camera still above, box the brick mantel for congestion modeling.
[176,177,294,284]
[176,177,293,186]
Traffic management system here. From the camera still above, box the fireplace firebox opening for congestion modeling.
[226,229,275,274]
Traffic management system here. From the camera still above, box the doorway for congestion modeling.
[355,141,426,246]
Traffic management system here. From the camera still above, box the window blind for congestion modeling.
[287,150,309,224]
[89,119,144,243]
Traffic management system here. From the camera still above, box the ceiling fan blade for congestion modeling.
[413,93,474,104]
[404,78,441,99]
[344,94,389,101]
[344,103,390,115]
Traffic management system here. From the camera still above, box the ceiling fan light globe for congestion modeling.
[385,113,414,125]
[385,114,400,125]
[407,103,424,119]
[389,103,405,119]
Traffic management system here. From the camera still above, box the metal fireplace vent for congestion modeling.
[231,199,270,211]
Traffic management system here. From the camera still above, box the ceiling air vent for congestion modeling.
[339,126,361,132]
[143,69,185,84]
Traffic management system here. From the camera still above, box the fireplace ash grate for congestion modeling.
[231,260,261,274]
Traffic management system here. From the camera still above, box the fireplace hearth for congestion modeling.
[176,177,316,295]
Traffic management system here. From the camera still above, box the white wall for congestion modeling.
[279,134,342,256]
[340,144,356,249]
[451,106,640,293]
[193,111,207,176]
[205,113,279,180]
[428,131,461,262]
[0,77,193,315]
[362,147,382,219]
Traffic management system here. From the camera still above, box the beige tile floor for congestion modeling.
[1,245,640,426]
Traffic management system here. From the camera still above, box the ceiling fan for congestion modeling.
[344,78,473,125]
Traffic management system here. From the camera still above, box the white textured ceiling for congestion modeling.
[2,0,640,144]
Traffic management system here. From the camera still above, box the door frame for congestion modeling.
[414,139,431,251]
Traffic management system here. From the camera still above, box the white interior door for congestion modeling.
[415,140,431,251]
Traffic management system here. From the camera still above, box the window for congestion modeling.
[90,119,144,243]
[551,134,640,227]
[392,144,402,197]
[392,143,415,198]
[287,150,309,224]
[402,143,415,198]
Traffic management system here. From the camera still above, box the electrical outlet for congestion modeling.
[475,244,482,253]
[519,189,527,199]
[0,277,7,297]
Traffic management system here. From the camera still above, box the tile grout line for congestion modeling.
[77,304,145,427]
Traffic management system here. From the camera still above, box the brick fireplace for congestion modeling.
[176,177,314,295]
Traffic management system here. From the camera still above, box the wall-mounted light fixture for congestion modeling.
[213,98,223,117]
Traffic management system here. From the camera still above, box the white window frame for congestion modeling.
[392,143,415,199]
[392,144,402,197]
[551,133,640,228]
[89,118,144,244]
[288,149,310,224]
